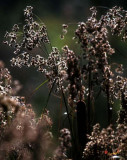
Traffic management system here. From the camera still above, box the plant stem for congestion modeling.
[106,84,112,125]
[88,66,92,133]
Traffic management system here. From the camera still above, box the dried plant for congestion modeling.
[0,61,54,160]
[0,61,72,160]
[3,5,127,160]
[83,122,127,159]
[51,128,71,160]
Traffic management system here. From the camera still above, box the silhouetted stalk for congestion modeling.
[77,100,87,159]
[61,89,72,133]
[121,92,126,110]
[61,88,79,160]
[88,66,92,132]
[44,79,56,109]
[106,84,112,125]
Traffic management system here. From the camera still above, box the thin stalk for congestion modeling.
[46,30,53,52]
[61,88,78,160]
[44,79,56,109]
[106,84,112,125]
[61,88,73,138]
[26,79,48,103]
[41,41,49,56]
[77,100,87,159]
[58,92,63,132]
[34,79,48,91]
[88,67,92,132]
[39,45,48,56]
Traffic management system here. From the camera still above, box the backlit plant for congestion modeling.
[3,5,127,160]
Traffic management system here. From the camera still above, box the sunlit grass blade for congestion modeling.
[26,79,48,103]
[34,79,48,92]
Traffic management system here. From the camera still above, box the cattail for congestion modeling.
[76,101,87,148]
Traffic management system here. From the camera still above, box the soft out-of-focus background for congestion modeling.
[1,0,127,133]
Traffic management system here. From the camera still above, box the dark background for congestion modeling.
[1,0,127,133]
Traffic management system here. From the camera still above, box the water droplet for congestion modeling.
[64,112,67,115]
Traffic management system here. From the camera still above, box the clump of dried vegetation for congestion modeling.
[0,60,71,160]
[2,5,127,160]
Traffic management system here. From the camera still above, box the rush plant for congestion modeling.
[3,6,127,160]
